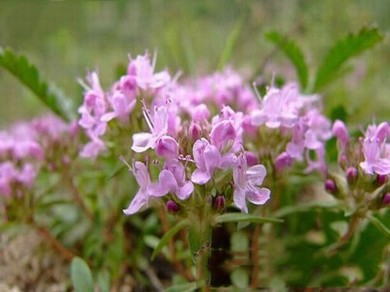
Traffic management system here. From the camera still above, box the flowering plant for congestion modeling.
[0,27,389,290]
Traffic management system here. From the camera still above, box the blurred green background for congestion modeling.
[0,0,389,127]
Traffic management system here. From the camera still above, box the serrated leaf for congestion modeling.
[70,257,94,292]
[218,21,242,70]
[367,215,390,239]
[215,213,283,224]
[265,31,309,89]
[151,219,188,260]
[313,27,383,91]
[0,47,75,121]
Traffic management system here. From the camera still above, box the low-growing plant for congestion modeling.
[0,27,389,290]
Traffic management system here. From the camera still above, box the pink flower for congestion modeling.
[127,53,171,90]
[303,109,332,150]
[360,122,390,175]
[80,137,106,159]
[156,136,179,159]
[191,139,221,185]
[123,161,163,215]
[233,153,270,213]
[251,84,301,129]
[0,162,16,197]
[210,120,236,152]
[16,163,37,188]
[132,105,169,153]
[101,90,137,123]
[152,159,194,200]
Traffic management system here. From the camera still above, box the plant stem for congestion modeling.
[63,171,93,220]
[31,220,76,261]
[157,207,194,281]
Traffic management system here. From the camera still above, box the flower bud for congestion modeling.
[376,174,388,186]
[382,193,390,206]
[213,196,225,210]
[156,136,178,159]
[166,200,180,214]
[346,167,358,184]
[192,104,210,122]
[189,123,201,141]
[324,179,337,194]
[275,152,292,172]
[245,151,258,167]
[332,120,349,149]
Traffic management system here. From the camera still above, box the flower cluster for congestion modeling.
[78,53,171,158]
[77,53,333,214]
[326,120,390,208]
[0,115,78,197]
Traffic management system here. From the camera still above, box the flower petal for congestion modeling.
[247,186,271,205]
[233,188,248,213]
[123,191,147,215]
[247,164,267,185]
[132,132,153,152]
[191,169,211,185]
[178,181,194,200]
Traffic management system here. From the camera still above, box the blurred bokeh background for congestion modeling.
[0,0,389,127]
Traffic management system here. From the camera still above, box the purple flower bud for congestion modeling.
[376,174,388,186]
[332,120,349,149]
[346,167,358,184]
[382,193,390,206]
[192,104,210,122]
[213,196,225,210]
[245,151,258,167]
[324,179,337,194]
[189,123,201,141]
[156,136,178,159]
[275,152,292,172]
[166,200,180,214]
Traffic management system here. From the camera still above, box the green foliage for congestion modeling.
[367,215,390,239]
[70,257,94,292]
[152,219,188,260]
[215,212,283,224]
[313,27,383,91]
[218,21,242,70]
[0,47,75,121]
[265,31,309,89]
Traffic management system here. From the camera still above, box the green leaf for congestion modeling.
[70,257,94,292]
[215,213,283,224]
[367,215,390,239]
[313,27,383,91]
[0,47,75,121]
[273,200,339,218]
[151,219,188,260]
[166,280,205,292]
[218,21,242,70]
[265,31,308,89]
[96,269,110,292]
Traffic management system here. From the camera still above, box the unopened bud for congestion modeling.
[166,200,180,214]
[213,196,225,210]
[346,167,358,184]
[275,152,292,172]
[192,104,210,122]
[383,193,390,206]
[245,151,258,167]
[376,174,388,186]
[189,123,201,141]
[324,179,337,194]
[156,136,178,159]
